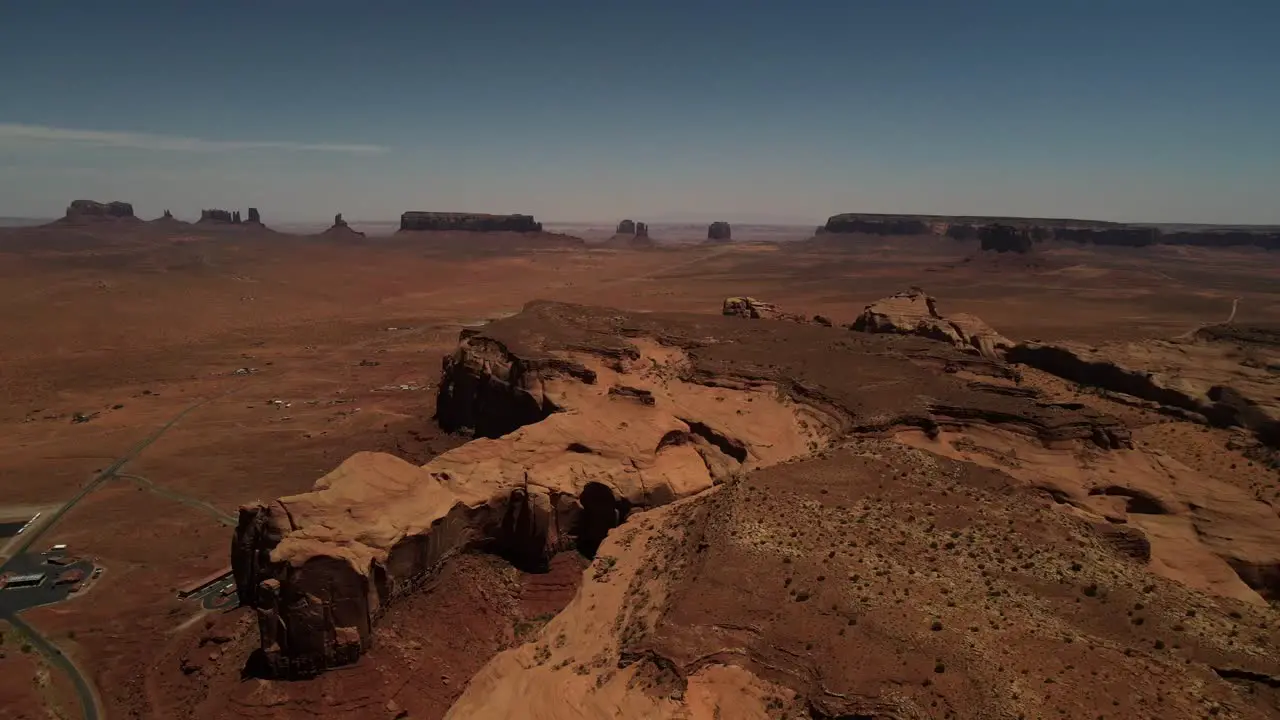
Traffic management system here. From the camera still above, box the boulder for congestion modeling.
[850,288,1012,360]
[399,212,542,233]
[61,199,137,223]
[978,224,1034,253]
[721,297,807,324]
[706,221,732,242]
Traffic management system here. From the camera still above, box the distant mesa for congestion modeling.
[978,224,1033,254]
[58,199,139,224]
[604,218,655,248]
[706,221,732,243]
[245,207,263,225]
[321,212,364,238]
[817,212,1280,251]
[199,209,235,224]
[399,211,542,233]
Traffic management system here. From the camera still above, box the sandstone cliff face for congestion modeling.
[61,199,137,222]
[851,288,1013,361]
[706,221,732,242]
[233,300,1139,677]
[399,212,542,233]
[1008,325,1280,453]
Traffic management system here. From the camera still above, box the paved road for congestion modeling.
[0,390,241,720]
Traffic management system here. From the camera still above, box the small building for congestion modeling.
[177,566,233,598]
[2,573,48,589]
[55,568,85,586]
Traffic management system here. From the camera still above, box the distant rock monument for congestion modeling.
[706,221,732,243]
[233,210,242,224]
[978,224,1034,254]
[246,207,262,225]
[162,209,173,220]
[199,209,234,224]
[59,199,138,224]
[322,212,365,238]
[398,212,542,233]
[605,218,655,248]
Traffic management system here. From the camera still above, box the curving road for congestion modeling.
[0,389,243,720]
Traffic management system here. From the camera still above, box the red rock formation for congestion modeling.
[399,212,542,232]
[58,199,138,223]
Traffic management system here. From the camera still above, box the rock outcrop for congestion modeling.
[246,207,262,225]
[399,212,542,233]
[59,199,138,223]
[616,219,636,235]
[721,297,811,324]
[706,221,732,242]
[1008,324,1280,454]
[233,300,1135,677]
[850,288,1013,360]
[978,223,1033,253]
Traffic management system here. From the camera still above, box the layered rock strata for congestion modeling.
[233,300,1132,676]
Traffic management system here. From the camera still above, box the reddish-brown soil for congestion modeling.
[0,222,1277,719]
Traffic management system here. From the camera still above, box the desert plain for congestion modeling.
[0,207,1278,720]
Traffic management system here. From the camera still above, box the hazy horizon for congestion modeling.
[2,1,1277,225]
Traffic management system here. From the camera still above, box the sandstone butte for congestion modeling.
[233,295,1280,718]
[399,211,543,233]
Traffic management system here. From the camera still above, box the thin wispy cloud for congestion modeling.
[0,123,388,154]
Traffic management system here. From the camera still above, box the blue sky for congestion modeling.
[1,1,1277,224]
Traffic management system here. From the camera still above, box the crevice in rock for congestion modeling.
[1212,666,1280,688]
[679,418,748,463]
[1088,485,1171,515]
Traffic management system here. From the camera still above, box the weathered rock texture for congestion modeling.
[818,213,1280,250]
[399,212,542,233]
[721,297,812,324]
[706,221,732,242]
[1009,324,1280,454]
[449,436,1280,719]
[851,288,1013,361]
[978,223,1034,253]
[233,299,1135,676]
[60,199,137,223]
